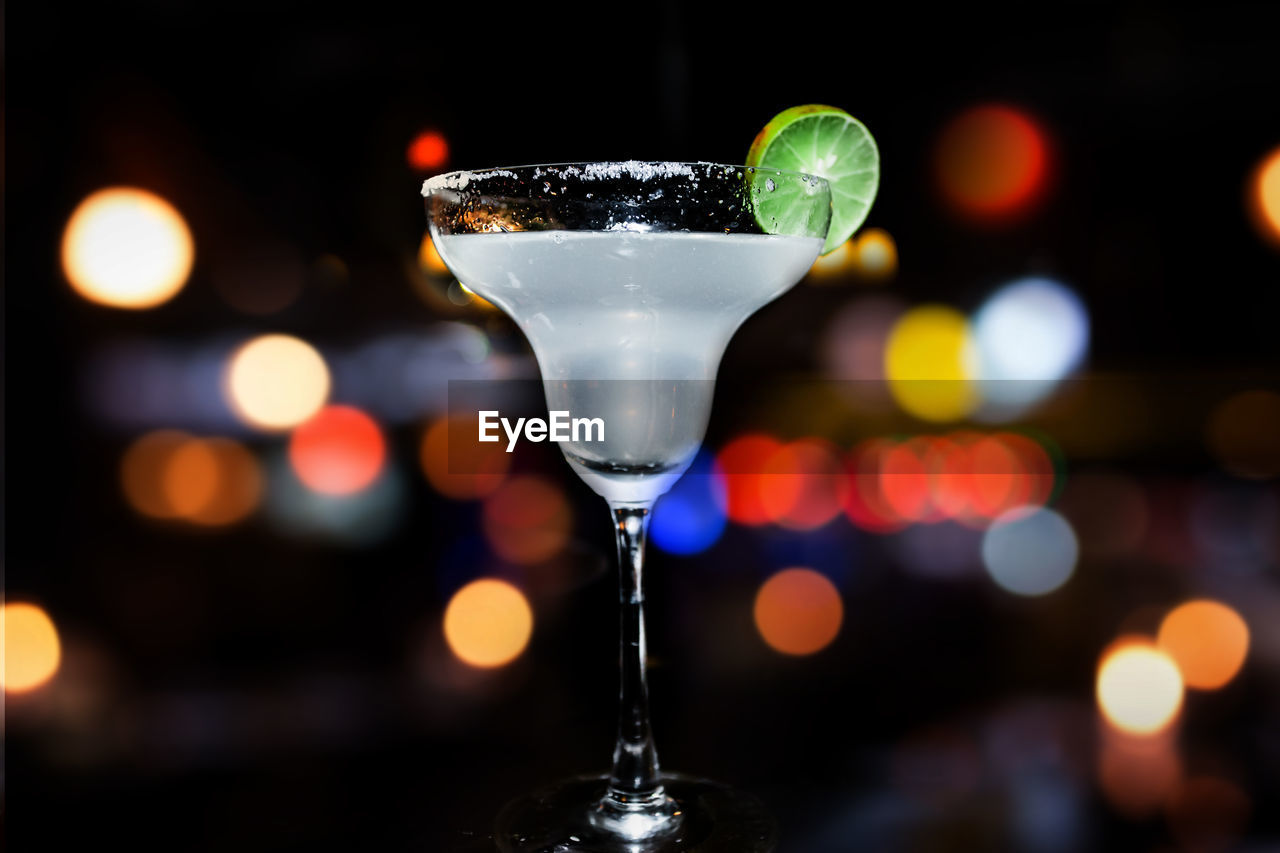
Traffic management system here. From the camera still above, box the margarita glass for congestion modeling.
[423,161,831,851]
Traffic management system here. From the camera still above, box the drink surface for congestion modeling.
[435,230,822,501]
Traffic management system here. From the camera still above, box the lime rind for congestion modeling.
[747,106,880,254]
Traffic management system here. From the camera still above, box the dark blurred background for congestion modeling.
[6,3,1280,851]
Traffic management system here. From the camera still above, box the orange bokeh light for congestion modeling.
[482,475,572,565]
[936,104,1050,221]
[2,602,62,693]
[407,130,450,172]
[443,578,533,668]
[1157,600,1249,690]
[754,568,843,656]
[760,439,850,530]
[121,430,189,519]
[418,233,451,277]
[121,431,262,525]
[1248,145,1280,246]
[420,414,512,500]
[288,405,387,496]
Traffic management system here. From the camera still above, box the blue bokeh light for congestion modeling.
[652,451,728,556]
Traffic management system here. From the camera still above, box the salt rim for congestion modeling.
[421,161,719,196]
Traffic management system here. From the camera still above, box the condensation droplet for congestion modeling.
[766,178,776,192]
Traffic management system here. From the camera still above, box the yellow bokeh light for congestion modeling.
[2,602,62,693]
[753,568,843,656]
[443,579,534,668]
[854,227,898,280]
[1249,146,1280,245]
[1157,600,1249,690]
[62,187,194,309]
[1096,640,1184,736]
[885,305,979,421]
[225,334,331,431]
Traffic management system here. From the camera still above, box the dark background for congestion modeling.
[7,2,1280,851]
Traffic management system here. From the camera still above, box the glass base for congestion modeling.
[494,773,777,852]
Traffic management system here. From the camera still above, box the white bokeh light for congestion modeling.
[982,505,1079,596]
[973,277,1089,419]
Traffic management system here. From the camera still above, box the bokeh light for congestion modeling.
[482,475,572,565]
[443,578,533,668]
[1157,600,1249,690]
[62,187,194,309]
[982,506,1078,596]
[1096,639,1184,736]
[1247,145,1280,246]
[891,520,985,580]
[754,568,843,656]
[807,238,856,281]
[418,233,451,277]
[420,413,512,500]
[819,295,903,413]
[187,438,262,525]
[264,450,405,545]
[652,451,728,555]
[121,431,262,525]
[885,305,979,422]
[972,277,1088,418]
[1206,389,1280,479]
[936,104,1050,221]
[2,602,62,693]
[760,439,850,530]
[853,227,898,280]
[716,434,789,526]
[288,405,386,496]
[407,129,450,172]
[225,334,331,431]
[876,437,938,524]
[121,430,190,519]
[1097,728,1182,819]
[844,438,910,533]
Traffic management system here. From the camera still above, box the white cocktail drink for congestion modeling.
[424,161,836,851]
[435,230,822,503]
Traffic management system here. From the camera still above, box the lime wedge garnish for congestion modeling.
[746,104,880,254]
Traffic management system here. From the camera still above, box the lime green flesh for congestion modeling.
[748,109,880,254]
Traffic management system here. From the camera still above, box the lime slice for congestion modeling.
[747,104,880,254]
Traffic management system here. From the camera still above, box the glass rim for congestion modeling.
[420,160,829,197]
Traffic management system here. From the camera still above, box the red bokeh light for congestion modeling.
[760,439,850,530]
[844,439,909,533]
[288,405,387,495]
[407,129,451,172]
[936,104,1050,222]
[716,434,793,526]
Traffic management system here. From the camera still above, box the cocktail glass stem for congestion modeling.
[590,502,682,840]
